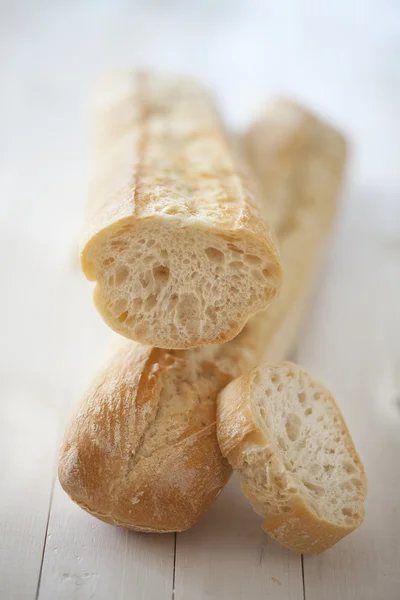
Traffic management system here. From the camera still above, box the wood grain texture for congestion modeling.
[174,476,303,600]
[38,481,175,600]
[297,192,400,600]
[0,232,70,600]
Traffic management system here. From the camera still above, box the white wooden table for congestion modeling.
[1,1,399,598]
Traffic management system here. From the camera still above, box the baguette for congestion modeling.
[59,100,347,533]
[217,363,367,553]
[81,72,281,350]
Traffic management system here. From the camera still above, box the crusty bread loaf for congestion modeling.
[59,343,232,532]
[59,100,347,533]
[217,362,367,553]
[81,72,281,350]
[243,99,347,362]
[245,98,345,235]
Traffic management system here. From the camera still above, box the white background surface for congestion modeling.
[0,1,399,598]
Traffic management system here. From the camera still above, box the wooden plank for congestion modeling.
[174,476,303,600]
[296,193,400,600]
[0,232,69,600]
[37,481,175,600]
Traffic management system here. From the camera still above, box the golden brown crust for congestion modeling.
[262,498,363,554]
[59,344,232,532]
[215,374,259,458]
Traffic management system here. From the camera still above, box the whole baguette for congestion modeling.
[82,72,281,350]
[217,362,367,553]
[59,100,347,533]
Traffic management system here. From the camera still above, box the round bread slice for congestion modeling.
[217,362,367,553]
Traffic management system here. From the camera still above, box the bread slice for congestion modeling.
[217,362,367,553]
[59,101,347,533]
[81,71,281,349]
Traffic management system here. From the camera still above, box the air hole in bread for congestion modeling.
[111,240,128,249]
[277,383,284,392]
[244,254,262,265]
[351,477,363,488]
[205,247,224,263]
[342,507,353,517]
[176,294,201,330]
[281,505,291,513]
[274,474,286,489]
[144,294,157,310]
[164,206,178,215]
[340,481,353,492]
[147,240,155,247]
[114,299,128,314]
[304,407,312,416]
[153,265,170,284]
[118,310,129,323]
[103,257,114,266]
[262,269,270,279]
[298,392,306,404]
[285,413,301,441]
[343,461,356,474]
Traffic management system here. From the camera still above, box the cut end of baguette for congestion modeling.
[217,362,367,554]
[81,220,281,349]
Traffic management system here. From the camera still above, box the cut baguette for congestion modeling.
[81,71,281,349]
[217,362,367,553]
[59,100,347,533]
